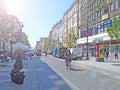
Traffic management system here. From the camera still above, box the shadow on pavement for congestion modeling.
[111,64,120,66]
[104,60,120,63]
[0,65,8,67]
[70,68,84,71]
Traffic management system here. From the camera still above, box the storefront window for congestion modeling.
[109,45,120,55]
[109,46,114,55]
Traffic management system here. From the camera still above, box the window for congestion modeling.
[88,28,92,36]
[109,2,114,11]
[92,26,98,35]
[115,0,118,9]
[94,0,97,7]
[101,0,105,3]
[119,0,120,8]
[109,0,119,11]
[97,0,100,6]
[94,12,96,20]
[101,8,104,16]
[97,10,100,18]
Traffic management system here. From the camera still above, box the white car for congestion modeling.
[70,48,82,60]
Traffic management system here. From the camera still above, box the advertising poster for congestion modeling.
[99,45,104,58]
[96,44,99,58]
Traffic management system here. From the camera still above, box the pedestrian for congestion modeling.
[45,50,47,56]
[105,49,109,60]
[29,53,32,60]
[115,49,119,60]
[64,49,72,70]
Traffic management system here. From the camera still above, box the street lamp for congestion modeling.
[10,17,23,60]
[10,19,14,60]
[80,18,89,60]
[86,20,89,60]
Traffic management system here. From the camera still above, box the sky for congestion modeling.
[5,0,74,47]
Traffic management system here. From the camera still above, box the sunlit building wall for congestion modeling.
[63,0,79,47]
[39,37,49,52]
[49,20,64,48]
[77,0,120,56]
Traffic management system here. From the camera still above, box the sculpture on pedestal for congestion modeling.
[10,49,25,84]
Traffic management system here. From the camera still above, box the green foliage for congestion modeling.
[108,0,115,4]
[47,42,53,50]
[53,39,61,48]
[107,17,120,41]
[0,16,10,41]
[67,29,77,48]
[96,2,106,11]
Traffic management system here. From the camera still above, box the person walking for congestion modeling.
[64,49,72,70]
[115,49,119,60]
[105,49,109,60]
[45,50,47,56]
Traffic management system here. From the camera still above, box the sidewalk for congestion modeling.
[74,57,120,74]
[0,57,73,90]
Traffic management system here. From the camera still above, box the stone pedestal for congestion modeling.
[10,71,25,84]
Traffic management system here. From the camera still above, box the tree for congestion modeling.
[107,17,120,42]
[53,39,61,48]
[0,14,10,50]
[67,29,77,48]
[47,42,53,50]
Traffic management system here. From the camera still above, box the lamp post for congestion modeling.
[86,18,89,60]
[80,18,89,60]
[10,20,14,60]
[86,21,89,60]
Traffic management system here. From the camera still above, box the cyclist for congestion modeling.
[64,49,72,70]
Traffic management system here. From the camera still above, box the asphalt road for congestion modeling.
[41,55,120,90]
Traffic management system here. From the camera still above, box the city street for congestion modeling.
[0,0,120,90]
[0,55,120,90]
[41,55,120,90]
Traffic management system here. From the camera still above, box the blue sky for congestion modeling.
[6,0,74,47]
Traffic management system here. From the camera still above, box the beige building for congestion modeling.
[48,0,120,57]
[49,20,65,48]
[36,37,49,52]
[63,0,79,47]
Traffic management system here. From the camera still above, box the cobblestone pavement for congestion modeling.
[0,57,73,90]
[41,55,120,90]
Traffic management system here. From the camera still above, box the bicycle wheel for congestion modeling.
[68,60,71,70]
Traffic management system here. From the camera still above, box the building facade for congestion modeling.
[77,0,120,56]
[63,0,79,47]
[37,37,49,52]
[49,20,65,48]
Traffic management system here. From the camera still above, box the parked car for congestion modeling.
[56,47,67,59]
[52,48,58,57]
[70,48,82,60]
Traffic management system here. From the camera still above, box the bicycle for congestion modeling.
[65,59,71,70]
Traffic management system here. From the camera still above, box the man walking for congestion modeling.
[115,48,119,60]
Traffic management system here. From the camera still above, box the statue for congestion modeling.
[10,49,25,84]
